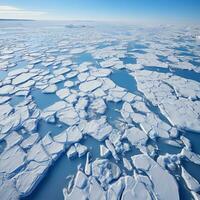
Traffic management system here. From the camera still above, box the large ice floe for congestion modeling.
[0,21,200,200]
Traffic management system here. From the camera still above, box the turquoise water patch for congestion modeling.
[56,81,65,90]
[31,89,60,110]
[156,139,182,155]
[105,101,123,125]
[73,52,101,68]
[0,70,7,80]
[73,52,94,64]
[110,69,138,94]
[37,119,68,138]
[11,60,28,71]
[9,95,25,106]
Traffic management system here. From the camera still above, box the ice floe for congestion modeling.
[79,79,102,92]
[132,154,180,200]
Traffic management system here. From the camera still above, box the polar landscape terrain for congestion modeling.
[0,21,200,200]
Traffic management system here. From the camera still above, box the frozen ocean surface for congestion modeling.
[0,20,200,200]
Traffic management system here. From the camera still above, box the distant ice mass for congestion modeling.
[0,20,200,200]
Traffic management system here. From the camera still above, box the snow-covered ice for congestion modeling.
[0,21,200,200]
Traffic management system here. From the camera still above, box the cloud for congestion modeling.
[0,5,47,19]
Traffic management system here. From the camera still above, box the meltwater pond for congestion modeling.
[0,21,200,200]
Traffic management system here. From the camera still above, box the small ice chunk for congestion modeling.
[100,144,110,158]
[67,145,77,159]
[46,115,56,123]
[0,96,10,104]
[180,136,191,150]
[191,191,200,200]
[91,159,121,188]
[74,170,88,189]
[91,69,111,77]
[57,107,79,126]
[27,142,50,163]
[0,145,26,175]
[88,177,106,200]
[20,133,39,149]
[66,126,83,143]
[182,166,200,192]
[100,59,117,68]
[85,152,91,176]
[83,117,112,141]
[75,143,88,157]
[79,80,102,92]
[8,68,29,77]
[23,118,38,132]
[75,97,88,110]
[12,73,36,85]
[64,81,74,88]
[105,139,119,160]
[78,72,89,82]
[42,101,67,118]
[92,88,106,98]
[43,84,57,93]
[54,68,70,76]
[0,85,14,95]
[56,88,70,99]
[123,158,133,171]
[123,127,148,149]
[181,148,200,165]
[5,131,23,150]
[43,136,65,160]
[89,98,106,114]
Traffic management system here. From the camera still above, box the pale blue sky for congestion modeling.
[0,0,200,23]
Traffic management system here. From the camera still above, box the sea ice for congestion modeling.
[83,117,112,141]
[91,159,121,188]
[79,80,102,92]
[0,21,200,200]
[132,154,179,200]
[0,145,26,175]
[181,166,200,192]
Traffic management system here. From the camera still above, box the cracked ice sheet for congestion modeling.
[132,69,200,132]
[0,21,200,200]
